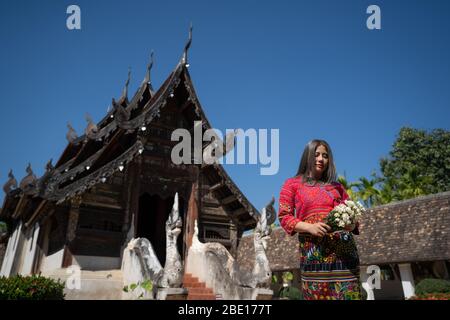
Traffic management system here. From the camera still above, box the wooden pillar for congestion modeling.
[122,159,140,235]
[63,196,82,268]
[184,181,199,262]
[131,157,142,238]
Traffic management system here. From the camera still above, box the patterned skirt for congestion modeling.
[299,214,362,300]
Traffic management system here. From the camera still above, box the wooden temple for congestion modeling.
[0,32,258,276]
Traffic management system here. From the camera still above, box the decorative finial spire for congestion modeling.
[3,169,17,194]
[45,159,54,172]
[143,51,154,85]
[66,122,78,143]
[26,163,33,175]
[120,67,131,102]
[85,113,98,139]
[182,23,193,66]
[19,163,37,190]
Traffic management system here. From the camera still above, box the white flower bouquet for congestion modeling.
[325,200,365,232]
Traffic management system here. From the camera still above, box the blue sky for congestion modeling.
[0,0,449,216]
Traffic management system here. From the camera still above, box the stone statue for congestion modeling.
[186,198,275,299]
[3,169,17,194]
[122,193,184,299]
[159,193,184,288]
[249,197,274,288]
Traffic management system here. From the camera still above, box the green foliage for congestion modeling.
[140,279,153,292]
[380,127,450,196]
[0,274,65,300]
[415,278,450,296]
[271,274,278,284]
[0,221,7,234]
[279,286,302,300]
[339,127,450,207]
[123,279,153,299]
[282,271,293,282]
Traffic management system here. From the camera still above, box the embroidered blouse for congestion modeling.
[278,176,357,236]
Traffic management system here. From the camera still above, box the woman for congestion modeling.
[278,139,362,300]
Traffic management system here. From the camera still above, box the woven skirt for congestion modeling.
[299,215,362,300]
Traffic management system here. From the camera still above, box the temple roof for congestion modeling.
[1,34,259,230]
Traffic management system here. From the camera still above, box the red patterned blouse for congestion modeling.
[278,176,356,236]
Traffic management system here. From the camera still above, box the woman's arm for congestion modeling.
[294,221,331,237]
[278,178,302,236]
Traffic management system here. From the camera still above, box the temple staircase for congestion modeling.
[183,273,216,300]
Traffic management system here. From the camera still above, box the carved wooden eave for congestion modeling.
[12,194,29,219]
[24,199,50,228]
[43,68,183,203]
[49,139,144,204]
[201,164,257,230]
[179,67,258,229]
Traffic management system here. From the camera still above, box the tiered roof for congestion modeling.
[1,29,259,230]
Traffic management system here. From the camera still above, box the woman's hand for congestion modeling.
[305,222,331,237]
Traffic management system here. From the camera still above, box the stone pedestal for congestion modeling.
[157,288,188,300]
[254,288,273,300]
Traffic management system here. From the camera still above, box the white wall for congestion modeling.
[0,222,23,277]
[40,248,64,273]
[20,223,41,275]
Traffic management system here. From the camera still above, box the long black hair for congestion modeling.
[296,139,337,184]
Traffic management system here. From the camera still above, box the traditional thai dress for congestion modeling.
[278,176,362,300]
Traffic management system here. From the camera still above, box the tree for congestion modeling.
[340,127,449,207]
[337,175,361,202]
[354,175,382,207]
[380,127,450,195]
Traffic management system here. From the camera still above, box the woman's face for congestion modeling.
[313,144,329,179]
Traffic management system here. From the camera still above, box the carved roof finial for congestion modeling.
[182,23,193,66]
[3,169,17,194]
[120,67,132,102]
[112,97,131,123]
[26,163,33,175]
[19,163,37,190]
[66,122,78,143]
[84,113,98,139]
[45,159,54,172]
[143,51,154,85]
